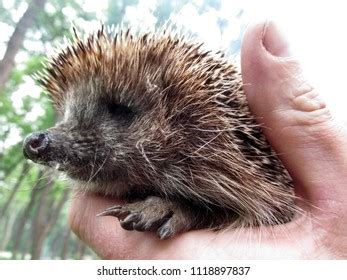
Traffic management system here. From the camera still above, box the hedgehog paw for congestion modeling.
[97,196,188,239]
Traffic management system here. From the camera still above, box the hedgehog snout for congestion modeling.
[23,130,65,166]
[23,131,51,161]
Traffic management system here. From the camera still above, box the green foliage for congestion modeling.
[154,0,189,26]
[0,0,85,259]
[0,0,18,26]
[33,0,96,43]
[106,0,138,26]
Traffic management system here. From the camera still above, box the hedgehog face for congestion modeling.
[23,76,167,184]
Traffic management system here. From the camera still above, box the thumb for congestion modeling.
[241,20,347,210]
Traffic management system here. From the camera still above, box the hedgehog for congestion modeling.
[23,26,297,240]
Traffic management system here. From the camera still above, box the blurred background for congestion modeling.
[0,0,346,259]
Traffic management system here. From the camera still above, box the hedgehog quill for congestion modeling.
[23,27,297,239]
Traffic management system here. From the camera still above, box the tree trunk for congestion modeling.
[60,227,71,260]
[76,241,87,260]
[11,169,44,259]
[49,230,62,259]
[30,180,69,260]
[0,209,17,251]
[0,0,47,90]
[0,161,30,219]
[30,174,54,259]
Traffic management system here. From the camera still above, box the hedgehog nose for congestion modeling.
[23,131,50,161]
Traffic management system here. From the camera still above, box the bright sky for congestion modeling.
[1,0,347,149]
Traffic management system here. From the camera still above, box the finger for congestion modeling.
[241,20,347,209]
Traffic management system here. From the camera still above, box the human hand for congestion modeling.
[68,20,347,259]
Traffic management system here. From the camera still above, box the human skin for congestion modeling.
[68,20,347,259]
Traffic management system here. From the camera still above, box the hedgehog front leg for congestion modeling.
[97,196,195,239]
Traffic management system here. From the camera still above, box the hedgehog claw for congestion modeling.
[96,205,129,219]
[157,219,174,240]
[120,213,141,230]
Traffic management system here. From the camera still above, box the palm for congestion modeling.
[69,190,346,259]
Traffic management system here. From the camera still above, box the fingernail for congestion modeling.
[262,20,291,57]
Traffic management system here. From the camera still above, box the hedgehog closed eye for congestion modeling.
[107,102,136,122]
